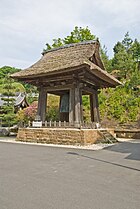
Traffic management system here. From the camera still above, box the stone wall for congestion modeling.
[115,129,140,139]
[17,128,103,145]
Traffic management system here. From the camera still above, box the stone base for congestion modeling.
[16,128,107,145]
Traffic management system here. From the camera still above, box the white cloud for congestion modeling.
[0,0,139,68]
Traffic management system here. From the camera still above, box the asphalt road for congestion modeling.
[0,140,140,209]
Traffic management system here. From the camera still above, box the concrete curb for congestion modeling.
[0,138,115,151]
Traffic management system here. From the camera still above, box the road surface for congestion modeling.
[0,140,140,209]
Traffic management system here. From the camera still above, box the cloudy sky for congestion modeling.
[0,0,140,69]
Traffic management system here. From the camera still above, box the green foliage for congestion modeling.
[46,94,59,121]
[112,43,134,79]
[100,45,112,72]
[131,39,140,62]
[122,32,133,52]
[0,66,20,79]
[0,75,17,127]
[44,26,96,51]
[82,95,91,121]
[22,83,38,104]
[0,66,37,103]
[99,85,140,123]
[111,32,139,80]
[0,66,27,127]
[46,107,59,121]
[0,66,25,93]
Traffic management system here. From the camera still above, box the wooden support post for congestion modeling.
[90,94,94,122]
[95,91,100,123]
[80,89,83,123]
[59,95,63,121]
[37,87,47,122]
[69,88,74,124]
[74,84,83,124]
[90,91,100,123]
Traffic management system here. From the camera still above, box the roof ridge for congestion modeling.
[42,40,98,55]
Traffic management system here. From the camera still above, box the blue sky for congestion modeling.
[0,0,140,69]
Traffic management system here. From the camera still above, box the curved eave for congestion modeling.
[15,97,25,107]
[15,93,28,107]
[11,41,98,80]
[85,61,122,87]
[11,63,87,80]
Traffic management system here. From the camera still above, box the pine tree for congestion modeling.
[1,75,17,127]
[122,32,133,52]
[100,45,112,73]
[112,33,135,80]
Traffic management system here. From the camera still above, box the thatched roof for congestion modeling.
[11,40,121,87]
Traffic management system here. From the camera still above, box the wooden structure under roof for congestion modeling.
[11,40,121,126]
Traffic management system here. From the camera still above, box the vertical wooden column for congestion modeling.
[37,87,47,122]
[59,95,63,121]
[90,91,100,123]
[74,84,83,124]
[90,94,94,122]
[80,89,83,123]
[69,88,74,124]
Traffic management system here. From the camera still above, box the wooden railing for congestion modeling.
[28,120,98,129]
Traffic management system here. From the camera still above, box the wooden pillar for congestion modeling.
[74,84,83,124]
[69,88,74,123]
[80,89,83,123]
[90,94,94,122]
[59,95,63,121]
[37,87,47,122]
[90,91,100,123]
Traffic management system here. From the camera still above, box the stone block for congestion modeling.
[16,128,105,145]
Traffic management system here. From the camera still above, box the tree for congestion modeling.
[99,32,140,125]
[130,39,140,74]
[0,75,17,127]
[44,26,96,51]
[111,33,138,80]
[0,66,20,79]
[100,45,112,72]
[0,66,25,94]
[122,32,133,52]
[99,86,140,124]
[0,66,38,104]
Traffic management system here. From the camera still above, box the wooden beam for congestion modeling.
[82,85,97,95]
[39,75,73,83]
[44,84,73,92]
[81,70,111,88]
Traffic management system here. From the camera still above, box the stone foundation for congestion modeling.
[16,128,106,145]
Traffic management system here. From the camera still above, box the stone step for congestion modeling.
[96,129,118,144]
